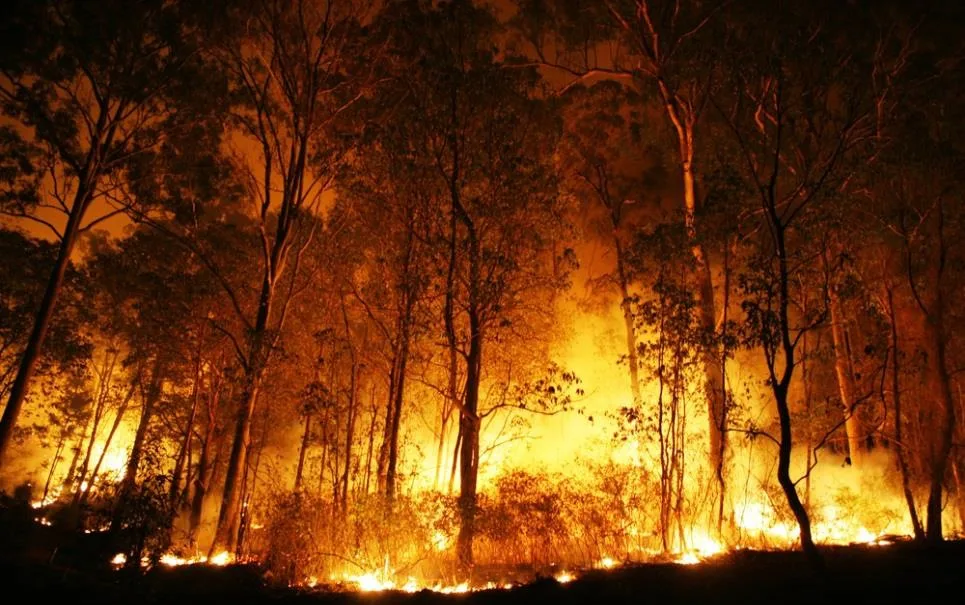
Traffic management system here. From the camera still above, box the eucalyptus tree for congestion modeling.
[0,0,206,465]
[373,0,572,569]
[719,0,884,567]
[516,0,731,486]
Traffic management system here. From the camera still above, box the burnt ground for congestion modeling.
[2,501,963,605]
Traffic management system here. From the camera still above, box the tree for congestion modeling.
[0,0,202,465]
[517,0,731,495]
[142,0,370,553]
[370,0,574,570]
[721,0,880,567]
[557,81,663,410]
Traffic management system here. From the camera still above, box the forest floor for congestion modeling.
[2,501,963,605]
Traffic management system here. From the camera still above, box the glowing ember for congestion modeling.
[111,553,127,567]
[555,571,575,583]
[596,556,618,569]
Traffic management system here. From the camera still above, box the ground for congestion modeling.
[2,502,963,604]
[3,539,964,604]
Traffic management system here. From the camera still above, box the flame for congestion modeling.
[555,571,575,583]
[157,551,234,567]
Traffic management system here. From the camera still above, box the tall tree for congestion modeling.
[0,0,201,465]
[517,0,731,491]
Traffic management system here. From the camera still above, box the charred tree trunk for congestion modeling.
[363,396,377,496]
[384,311,411,506]
[456,310,481,571]
[121,359,163,492]
[769,211,822,570]
[42,435,67,506]
[341,365,357,512]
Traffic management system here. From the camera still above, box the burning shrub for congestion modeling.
[263,492,330,585]
[476,470,569,566]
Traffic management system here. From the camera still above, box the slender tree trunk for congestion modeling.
[121,359,163,492]
[63,437,84,493]
[449,424,462,495]
[0,182,94,467]
[189,370,220,547]
[376,355,397,493]
[829,285,862,467]
[385,320,410,505]
[171,335,205,504]
[772,225,821,570]
[455,222,482,570]
[614,239,642,406]
[110,358,163,534]
[923,312,955,542]
[42,435,67,506]
[294,414,311,492]
[341,359,357,512]
[651,81,725,480]
[79,381,135,507]
[212,271,275,552]
[73,350,117,500]
[456,313,481,571]
[213,374,261,554]
[886,288,924,540]
[363,397,377,496]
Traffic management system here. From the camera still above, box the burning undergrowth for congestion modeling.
[7,457,927,596]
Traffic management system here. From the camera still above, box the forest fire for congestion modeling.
[2,1,965,604]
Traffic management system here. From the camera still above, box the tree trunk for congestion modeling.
[455,220,482,570]
[212,270,275,552]
[294,413,311,492]
[384,321,409,505]
[73,350,118,501]
[456,312,481,572]
[769,211,821,569]
[212,374,260,554]
[42,435,67,506]
[79,381,135,507]
[171,335,205,505]
[120,359,163,493]
[829,285,862,467]
[614,239,642,407]
[923,312,955,542]
[659,96,725,484]
[341,356,358,512]
[376,356,396,494]
[110,357,163,534]
[0,181,93,466]
[189,368,221,547]
[363,396,377,496]
[886,288,924,540]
